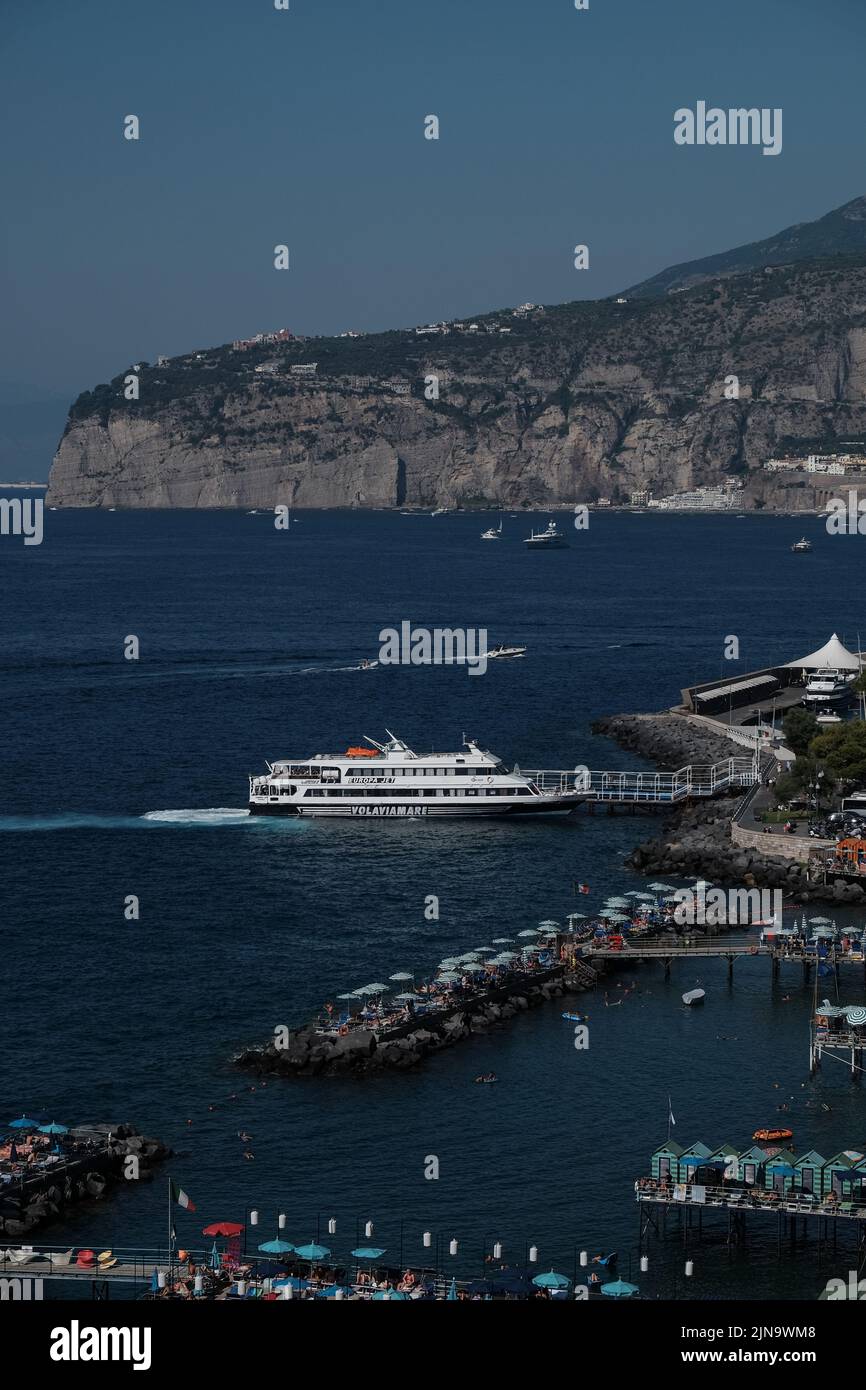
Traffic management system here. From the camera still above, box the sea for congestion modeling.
[2,503,865,1299]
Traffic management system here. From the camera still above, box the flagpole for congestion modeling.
[167,1177,173,1287]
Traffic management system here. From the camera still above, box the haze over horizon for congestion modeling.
[2,0,865,434]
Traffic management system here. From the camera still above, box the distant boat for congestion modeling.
[791,537,812,553]
[481,518,503,540]
[753,1127,793,1144]
[524,520,569,549]
[816,708,843,724]
[358,659,378,670]
[483,644,526,660]
[682,988,705,1006]
[431,507,449,516]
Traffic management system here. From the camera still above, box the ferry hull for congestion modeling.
[248,797,579,818]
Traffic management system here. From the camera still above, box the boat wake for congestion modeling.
[140,808,251,825]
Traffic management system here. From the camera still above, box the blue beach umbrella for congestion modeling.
[258,1238,295,1255]
[293,1242,331,1262]
[150,1267,159,1294]
[446,1278,458,1300]
[209,1242,221,1272]
[532,1269,571,1288]
[8,1116,38,1129]
[38,1122,68,1135]
[372,1288,409,1300]
[350,1246,386,1260]
[600,1278,639,1298]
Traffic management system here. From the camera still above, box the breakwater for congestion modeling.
[594,712,858,905]
[0,1124,170,1237]
[235,965,595,1079]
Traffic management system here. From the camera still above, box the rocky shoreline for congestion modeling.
[235,968,593,1079]
[0,1124,170,1238]
[592,712,864,905]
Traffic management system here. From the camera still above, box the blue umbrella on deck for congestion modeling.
[8,1116,38,1130]
[600,1278,639,1298]
[38,1122,68,1135]
[532,1269,571,1289]
[150,1267,159,1293]
[372,1288,409,1300]
[350,1246,386,1260]
[293,1242,331,1262]
[446,1277,458,1301]
[209,1242,221,1272]
[258,1238,296,1255]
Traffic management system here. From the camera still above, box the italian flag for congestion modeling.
[171,1181,196,1212]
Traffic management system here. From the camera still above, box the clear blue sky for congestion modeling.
[1,0,864,400]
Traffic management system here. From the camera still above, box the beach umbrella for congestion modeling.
[38,1122,68,1135]
[209,1242,221,1271]
[351,1247,386,1260]
[492,938,513,944]
[518,929,538,937]
[536,925,558,934]
[604,897,630,907]
[532,1269,571,1289]
[336,993,358,1001]
[258,1238,295,1255]
[389,972,414,982]
[373,1289,409,1300]
[395,992,423,1002]
[202,1222,244,1238]
[845,1007,866,1026]
[648,882,673,891]
[809,917,831,925]
[538,919,559,927]
[294,1242,331,1262]
[150,1267,159,1293]
[437,971,462,982]
[8,1116,38,1129]
[463,962,487,973]
[600,1278,639,1298]
[446,1277,458,1301]
[438,958,460,968]
[474,947,496,953]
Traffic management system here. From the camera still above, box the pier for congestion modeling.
[525,756,758,805]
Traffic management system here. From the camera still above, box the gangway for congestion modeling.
[520,756,758,804]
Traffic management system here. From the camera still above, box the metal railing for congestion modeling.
[523,757,759,803]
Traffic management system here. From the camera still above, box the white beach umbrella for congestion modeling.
[492,937,514,944]
[518,929,538,937]
[390,972,414,982]
[538,919,559,928]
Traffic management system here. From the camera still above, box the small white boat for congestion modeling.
[481,518,503,540]
[803,668,855,706]
[682,988,705,1006]
[431,507,449,516]
[524,520,569,549]
[791,537,812,553]
[816,708,843,724]
[484,645,526,660]
[358,659,378,670]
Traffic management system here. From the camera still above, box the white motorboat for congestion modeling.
[481,518,503,540]
[816,708,843,724]
[483,644,526,660]
[682,988,706,1006]
[524,520,569,549]
[803,669,856,706]
[248,732,581,818]
[791,537,812,553]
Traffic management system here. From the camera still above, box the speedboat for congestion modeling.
[803,669,856,706]
[753,1127,793,1144]
[483,644,526,660]
[481,518,503,540]
[791,537,812,553]
[358,659,378,670]
[524,520,569,549]
[682,988,705,1006]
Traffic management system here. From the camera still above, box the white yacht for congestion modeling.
[248,732,581,818]
[803,669,855,705]
[481,519,502,540]
[791,537,812,553]
[524,520,569,549]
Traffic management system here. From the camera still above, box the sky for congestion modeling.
[1,0,865,408]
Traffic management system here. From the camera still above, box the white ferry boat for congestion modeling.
[248,732,581,818]
[524,520,569,549]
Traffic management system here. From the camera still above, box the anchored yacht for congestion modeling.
[524,520,569,549]
[803,668,856,705]
[791,537,812,553]
[248,732,581,818]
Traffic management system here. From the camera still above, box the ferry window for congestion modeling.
[424,789,436,797]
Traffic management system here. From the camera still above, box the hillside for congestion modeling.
[47,252,866,510]
[624,194,866,298]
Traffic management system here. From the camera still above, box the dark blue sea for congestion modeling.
[3,505,865,1299]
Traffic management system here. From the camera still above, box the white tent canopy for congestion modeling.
[786,633,861,672]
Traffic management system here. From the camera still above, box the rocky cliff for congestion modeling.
[48,253,866,509]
